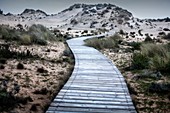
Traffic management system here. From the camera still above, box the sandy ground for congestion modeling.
[0,41,73,113]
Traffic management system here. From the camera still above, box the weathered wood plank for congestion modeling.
[50,103,135,110]
[53,99,134,105]
[47,106,135,113]
[57,92,131,99]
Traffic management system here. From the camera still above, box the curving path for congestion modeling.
[46,35,136,113]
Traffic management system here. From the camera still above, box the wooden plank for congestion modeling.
[62,87,126,92]
[53,99,134,106]
[57,92,131,99]
[55,95,131,102]
[50,103,135,110]
[47,106,134,113]
[66,81,127,85]
[60,89,130,95]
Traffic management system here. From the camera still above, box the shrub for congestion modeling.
[0,58,7,64]
[85,34,122,50]
[149,54,170,71]
[119,29,125,36]
[0,89,17,111]
[20,34,31,45]
[117,19,123,24]
[163,33,170,39]
[144,36,153,42]
[163,28,170,31]
[0,88,30,111]
[67,28,72,31]
[28,24,56,45]
[0,44,36,60]
[141,43,168,58]
[138,29,143,36]
[0,25,20,41]
[33,88,48,95]
[70,19,78,25]
[0,25,10,39]
[0,24,56,45]
[148,82,170,93]
[128,42,141,50]
[32,38,47,45]
[132,53,149,69]
[16,24,23,30]
[37,67,48,73]
[0,65,5,69]
[132,43,170,72]
[63,48,72,56]
[17,63,24,69]
[158,32,166,36]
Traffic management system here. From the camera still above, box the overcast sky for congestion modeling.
[0,0,169,19]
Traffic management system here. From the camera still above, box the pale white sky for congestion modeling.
[0,0,169,19]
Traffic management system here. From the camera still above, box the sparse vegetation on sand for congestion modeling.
[86,33,170,113]
[0,24,74,113]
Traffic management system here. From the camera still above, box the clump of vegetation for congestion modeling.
[132,43,170,72]
[37,67,48,73]
[128,42,141,51]
[119,29,125,36]
[138,29,143,36]
[0,83,31,111]
[19,34,32,45]
[28,24,56,45]
[0,65,5,69]
[0,58,7,64]
[149,82,170,93]
[144,35,153,42]
[0,44,36,60]
[0,89,17,111]
[0,24,57,45]
[158,32,166,36]
[163,33,170,40]
[63,48,72,57]
[85,34,122,50]
[33,88,48,95]
[17,63,24,69]
[132,52,149,70]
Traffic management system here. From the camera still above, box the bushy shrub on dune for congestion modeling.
[85,34,122,50]
[132,43,170,72]
[28,24,56,45]
[0,24,56,45]
[0,25,20,41]
[163,33,170,40]
[19,34,32,45]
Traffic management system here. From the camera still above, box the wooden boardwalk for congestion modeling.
[46,35,136,113]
